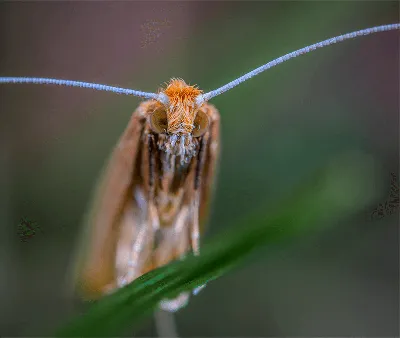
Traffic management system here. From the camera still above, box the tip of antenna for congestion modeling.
[156,92,170,106]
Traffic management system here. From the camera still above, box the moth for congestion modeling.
[1,23,399,312]
[76,78,220,312]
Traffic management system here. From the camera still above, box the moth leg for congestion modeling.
[159,206,191,312]
[117,209,156,287]
[190,134,210,296]
[147,133,161,231]
[121,225,150,285]
[188,189,201,258]
[174,206,190,259]
[116,203,146,287]
[191,134,209,256]
[190,191,207,295]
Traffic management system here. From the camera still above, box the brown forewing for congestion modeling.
[73,101,156,299]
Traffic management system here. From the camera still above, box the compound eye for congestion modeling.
[192,109,209,137]
[149,107,168,134]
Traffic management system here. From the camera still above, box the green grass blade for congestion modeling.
[57,152,375,337]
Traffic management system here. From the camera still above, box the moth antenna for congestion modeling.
[199,23,400,102]
[0,77,159,100]
[2,23,398,104]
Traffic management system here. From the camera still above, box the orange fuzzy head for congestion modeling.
[150,78,210,165]
[162,78,203,134]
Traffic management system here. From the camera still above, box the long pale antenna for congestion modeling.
[197,23,400,103]
[1,23,399,105]
[0,77,160,100]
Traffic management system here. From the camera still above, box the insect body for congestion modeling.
[76,79,220,311]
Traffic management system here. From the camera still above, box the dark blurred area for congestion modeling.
[0,1,398,336]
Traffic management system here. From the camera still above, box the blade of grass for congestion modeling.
[57,151,376,337]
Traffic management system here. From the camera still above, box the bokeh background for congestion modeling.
[0,1,399,336]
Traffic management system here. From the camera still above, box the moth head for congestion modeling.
[150,78,210,163]
[151,78,210,137]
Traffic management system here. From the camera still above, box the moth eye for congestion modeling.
[192,110,209,137]
[150,107,168,134]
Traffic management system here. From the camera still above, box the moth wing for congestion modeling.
[70,106,147,300]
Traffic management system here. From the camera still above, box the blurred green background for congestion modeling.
[0,1,398,336]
